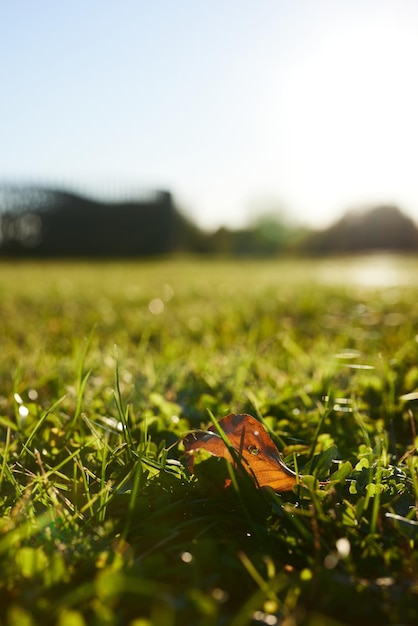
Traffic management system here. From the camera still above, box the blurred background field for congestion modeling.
[2,254,418,406]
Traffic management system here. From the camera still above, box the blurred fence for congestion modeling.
[0,183,175,257]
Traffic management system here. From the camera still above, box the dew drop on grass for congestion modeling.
[324,553,339,569]
[253,611,278,625]
[28,389,38,401]
[14,393,23,404]
[101,416,124,432]
[148,298,165,314]
[263,605,279,623]
[375,576,395,587]
[336,537,351,558]
[181,551,193,563]
[335,349,362,359]
[18,405,29,417]
[211,588,228,602]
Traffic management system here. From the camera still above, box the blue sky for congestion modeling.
[2,1,418,230]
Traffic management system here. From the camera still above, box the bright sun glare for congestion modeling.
[280,15,418,225]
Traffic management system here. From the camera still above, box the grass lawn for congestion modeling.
[0,256,417,625]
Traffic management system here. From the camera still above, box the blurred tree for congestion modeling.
[203,213,305,256]
[301,204,418,254]
[247,213,302,254]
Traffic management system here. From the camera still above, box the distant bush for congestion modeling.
[200,214,307,256]
[301,204,418,254]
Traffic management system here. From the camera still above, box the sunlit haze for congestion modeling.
[2,1,418,230]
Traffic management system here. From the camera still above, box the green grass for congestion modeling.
[0,256,417,626]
